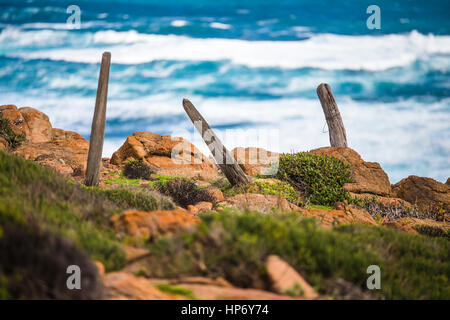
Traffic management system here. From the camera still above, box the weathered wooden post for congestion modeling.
[182,98,249,186]
[316,83,348,147]
[84,52,111,186]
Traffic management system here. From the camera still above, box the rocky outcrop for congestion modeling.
[299,202,377,227]
[392,176,450,213]
[103,272,174,300]
[111,132,218,181]
[1,105,90,176]
[0,104,30,137]
[220,193,300,213]
[13,128,89,177]
[110,209,198,240]
[310,147,391,196]
[232,147,279,176]
[265,255,318,299]
[19,107,53,143]
[383,217,450,235]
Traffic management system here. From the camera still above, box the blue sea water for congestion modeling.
[0,0,449,183]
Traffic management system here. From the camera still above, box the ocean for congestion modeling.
[0,0,449,183]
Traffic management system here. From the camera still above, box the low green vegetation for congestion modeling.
[0,116,25,149]
[0,150,126,272]
[123,160,154,180]
[105,173,141,186]
[145,210,449,299]
[90,185,175,212]
[156,283,198,300]
[157,178,214,208]
[276,152,353,206]
[215,178,302,205]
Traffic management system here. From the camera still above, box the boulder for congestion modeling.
[102,272,173,300]
[0,104,30,137]
[232,147,279,176]
[148,278,298,300]
[13,128,89,177]
[220,193,300,213]
[110,208,198,240]
[383,217,450,235]
[265,255,318,299]
[299,202,377,228]
[204,187,224,203]
[310,147,391,196]
[392,176,450,213]
[111,132,218,181]
[19,107,52,143]
[194,201,213,213]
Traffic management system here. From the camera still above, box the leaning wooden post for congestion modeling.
[84,52,111,186]
[316,83,347,147]
[182,98,249,186]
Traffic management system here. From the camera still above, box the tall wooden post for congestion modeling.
[316,83,347,147]
[182,98,249,186]
[84,52,111,186]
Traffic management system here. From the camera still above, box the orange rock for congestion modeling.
[265,255,318,299]
[392,175,450,213]
[232,147,279,176]
[383,217,449,235]
[111,132,218,181]
[19,107,52,143]
[194,201,213,213]
[187,205,199,214]
[110,208,199,240]
[13,128,89,177]
[0,104,30,137]
[299,203,376,228]
[204,187,224,203]
[102,272,173,300]
[310,147,391,196]
[220,193,300,213]
[94,261,105,277]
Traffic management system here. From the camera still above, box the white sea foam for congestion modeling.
[2,92,448,183]
[209,22,232,30]
[171,20,189,27]
[6,29,449,71]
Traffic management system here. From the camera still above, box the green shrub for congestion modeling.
[157,179,214,208]
[144,210,450,299]
[0,117,25,149]
[123,160,154,180]
[276,152,352,206]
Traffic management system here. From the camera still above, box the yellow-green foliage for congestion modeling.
[276,152,352,206]
[250,180,299,204]
[156,283,198,300]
